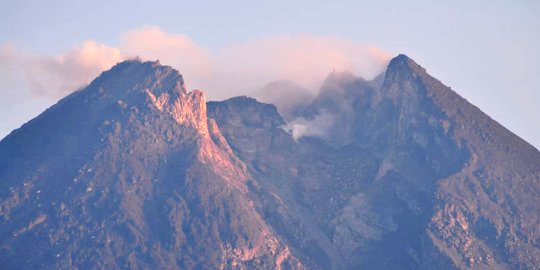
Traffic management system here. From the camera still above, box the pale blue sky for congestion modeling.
[1,0,539,149]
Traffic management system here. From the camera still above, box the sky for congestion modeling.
[0,0,539,149]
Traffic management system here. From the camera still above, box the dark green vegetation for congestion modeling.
[1,56,539,269]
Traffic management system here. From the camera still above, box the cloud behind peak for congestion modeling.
[1,26,391,102]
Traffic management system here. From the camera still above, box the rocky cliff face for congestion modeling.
[1,56,539,270]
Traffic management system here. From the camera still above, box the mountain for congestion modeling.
[0,60,302,269]
[1,56,539,269]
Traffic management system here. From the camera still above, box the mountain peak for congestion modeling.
[386,54,427,78]
[89,59,187,99]
[376,54,433,105]
[109,58,161,71]
[104,59,165,78]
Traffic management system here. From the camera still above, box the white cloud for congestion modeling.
[118,26,214,92]
[1,41,123,98]
[1,27,391,101]
[212,35,389,99]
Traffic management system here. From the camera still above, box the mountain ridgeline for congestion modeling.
[0,55,538,269]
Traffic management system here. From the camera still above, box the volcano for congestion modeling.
[1,55,538,269]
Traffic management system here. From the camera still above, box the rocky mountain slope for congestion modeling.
[1,56,539,269]
[0,60,301,269]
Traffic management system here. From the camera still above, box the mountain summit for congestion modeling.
[1,56,539,269]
